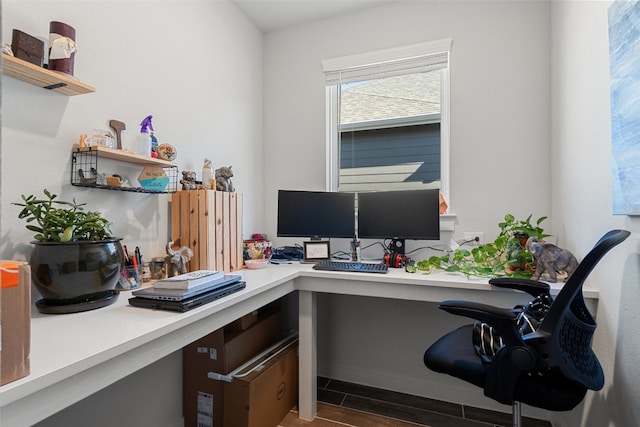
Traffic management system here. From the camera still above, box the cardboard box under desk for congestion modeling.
[170,190,243,273]
[225,311,258,333]
[224,341,298,427]
[183,309,283,427]
[1,261,31,386]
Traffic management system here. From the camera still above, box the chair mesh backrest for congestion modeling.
[556,297,600,387]
[537,230,629,390]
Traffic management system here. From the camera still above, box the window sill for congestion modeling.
[440,214,456,232]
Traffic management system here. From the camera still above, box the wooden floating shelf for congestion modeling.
[72,146,176,167]
[2,53,95,96]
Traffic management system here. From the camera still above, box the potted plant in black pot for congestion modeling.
[14,189,125,314]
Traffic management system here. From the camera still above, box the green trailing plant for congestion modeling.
[14,189,113,242]
[416,214,551,278]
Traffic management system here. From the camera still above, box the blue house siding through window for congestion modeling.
[339,123,441,191]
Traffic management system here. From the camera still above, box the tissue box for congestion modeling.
[1,261,31,385]
[11,29,44,67]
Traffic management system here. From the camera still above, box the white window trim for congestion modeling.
[325,85,340,192]
[440,64,451,207]
[323,38,452,208]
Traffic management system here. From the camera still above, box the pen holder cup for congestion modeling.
[117,265,142,290]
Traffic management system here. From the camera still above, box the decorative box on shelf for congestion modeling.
[71,146,178,194]
[170,190,244,273]
[11,29,44,67]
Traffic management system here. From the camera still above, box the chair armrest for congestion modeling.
[438,300,524,347]
[439,300,538,405]
[489,277,551,299]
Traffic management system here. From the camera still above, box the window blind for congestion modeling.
[322,38,451,86]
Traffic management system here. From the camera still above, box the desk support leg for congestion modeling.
[298,290,317,420]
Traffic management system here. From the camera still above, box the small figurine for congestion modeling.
[202,159,215,190]
[215,166,235,192]
[180,170,198,190]
[526,237,578,282]
[165,240,194,277]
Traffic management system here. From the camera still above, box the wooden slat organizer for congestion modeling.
[170,190,244,273]
[2,53,95,96]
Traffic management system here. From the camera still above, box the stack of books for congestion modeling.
[154,270,225,289]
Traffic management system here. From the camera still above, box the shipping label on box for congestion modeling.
[197,392,214,427]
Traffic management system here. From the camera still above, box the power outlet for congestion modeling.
[463,232,484,245]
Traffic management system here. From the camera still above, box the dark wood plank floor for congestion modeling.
[279,403,424,427]
[278,378,552,427]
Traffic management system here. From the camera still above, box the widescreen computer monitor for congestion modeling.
[357,189,440,254]
[277,190,356,239]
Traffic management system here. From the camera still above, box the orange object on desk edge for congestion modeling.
[1,262,20,288]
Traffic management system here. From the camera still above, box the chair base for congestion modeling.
[513,401,522,427]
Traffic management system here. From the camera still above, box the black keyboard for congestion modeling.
[312,261,388,274]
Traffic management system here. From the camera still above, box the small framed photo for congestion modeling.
[303,241,331,261]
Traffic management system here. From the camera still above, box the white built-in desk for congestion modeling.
[0,263,597,426]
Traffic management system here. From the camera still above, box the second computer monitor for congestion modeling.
[357,188,440,253]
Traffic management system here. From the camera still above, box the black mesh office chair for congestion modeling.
[424,229,630,427]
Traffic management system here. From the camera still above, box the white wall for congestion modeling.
[2,0,264,263]
[1,1,263,426]
[4,1,639,426]
[263,0,552,253]
[263,0,553,419]
[550,2,640,426]
[262,1,640,425]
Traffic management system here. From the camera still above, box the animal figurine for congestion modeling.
[526,237,578,282]
[165,240,194,276]
[215,166,235,192]
[180,170,198,190]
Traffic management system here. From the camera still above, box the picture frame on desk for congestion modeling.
[303,241,330,262]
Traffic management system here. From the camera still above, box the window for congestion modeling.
[323,39,451,203]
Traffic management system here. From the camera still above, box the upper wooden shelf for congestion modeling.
[72,145,176,167]
[2,53,95,96]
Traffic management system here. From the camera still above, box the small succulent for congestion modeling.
[14,189,113,242]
